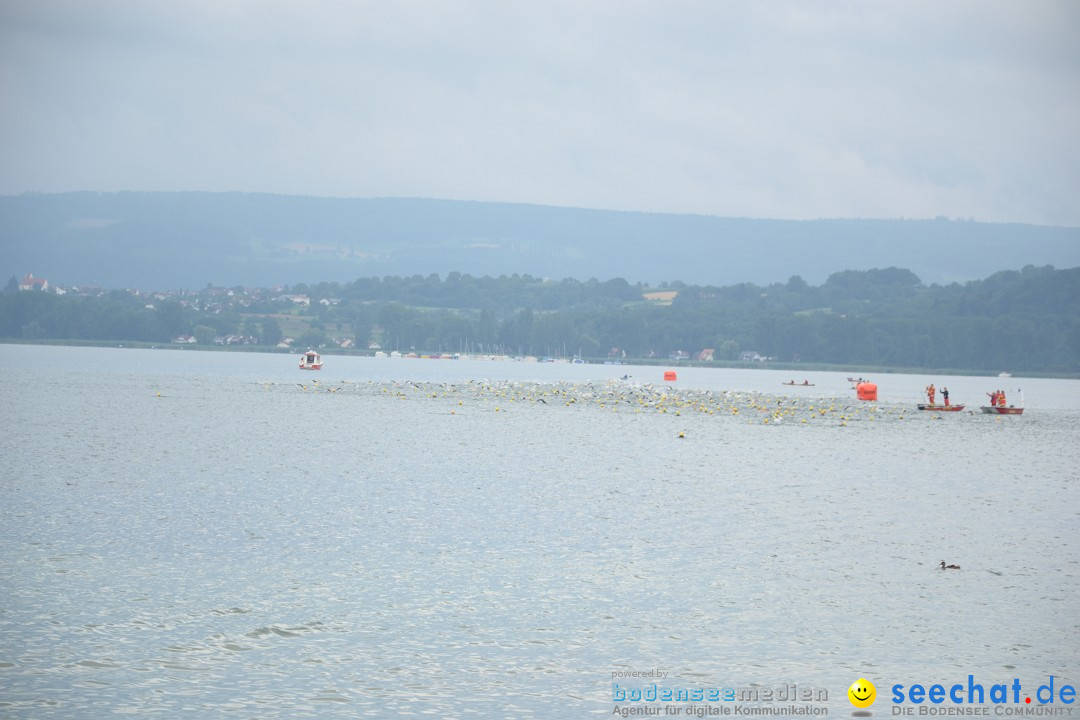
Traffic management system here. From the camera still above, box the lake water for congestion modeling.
[1,345,1077,718]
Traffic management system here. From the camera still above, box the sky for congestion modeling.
[1,1,1078,226]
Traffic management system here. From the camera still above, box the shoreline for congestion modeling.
[2,337,1074,380]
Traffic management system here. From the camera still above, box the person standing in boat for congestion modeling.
[998,389,1006,406]
[941,387,950,407]
[926,383,936,404]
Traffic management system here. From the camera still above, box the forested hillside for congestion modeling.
[2,266,1077,374]
[3,192,1079,289]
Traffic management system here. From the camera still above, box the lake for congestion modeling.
[1,345,1077,718]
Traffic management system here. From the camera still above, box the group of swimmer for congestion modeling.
[925,383,951,406]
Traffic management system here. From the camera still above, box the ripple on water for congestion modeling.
[1,363,1078,717]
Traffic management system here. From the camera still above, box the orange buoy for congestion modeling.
[663,370,677,381]
[856,382,877,401]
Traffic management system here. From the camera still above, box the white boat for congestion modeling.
[998,372,1011,378]
[299,349,323,370]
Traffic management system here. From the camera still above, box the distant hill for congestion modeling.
[2,192,1078,289]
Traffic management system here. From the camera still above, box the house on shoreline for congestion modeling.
[18,273,49,292]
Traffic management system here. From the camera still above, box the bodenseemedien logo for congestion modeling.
[609,676,830,716]
[849,678,877,708]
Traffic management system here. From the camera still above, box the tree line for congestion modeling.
[2,265,1078,374]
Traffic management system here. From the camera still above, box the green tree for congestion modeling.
[21,320,47,339]
[260,317,283,346]
[349,305,375,349]
[578,332,601,358]
[716,339,740,360]
[193,325,216,345]
[297,328,329,348]
[154,301,189,341]
[378,302,412,351]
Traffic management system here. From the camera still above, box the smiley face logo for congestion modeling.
[848,678,876,708]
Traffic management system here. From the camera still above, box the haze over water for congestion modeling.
[1,345,1077,718]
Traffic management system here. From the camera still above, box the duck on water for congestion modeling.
[940,561,961,570]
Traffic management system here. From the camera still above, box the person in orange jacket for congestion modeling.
[926,383,936,404]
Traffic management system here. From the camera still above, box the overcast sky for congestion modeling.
[2,1,1078,225]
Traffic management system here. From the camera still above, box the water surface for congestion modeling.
[1,345,1077,718]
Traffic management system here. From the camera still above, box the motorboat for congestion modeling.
[299,349,323,370]
[980,405,1023,415]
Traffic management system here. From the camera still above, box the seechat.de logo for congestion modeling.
[849,678,877,708]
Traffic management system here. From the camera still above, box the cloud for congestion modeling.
[1,0,1077,225]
